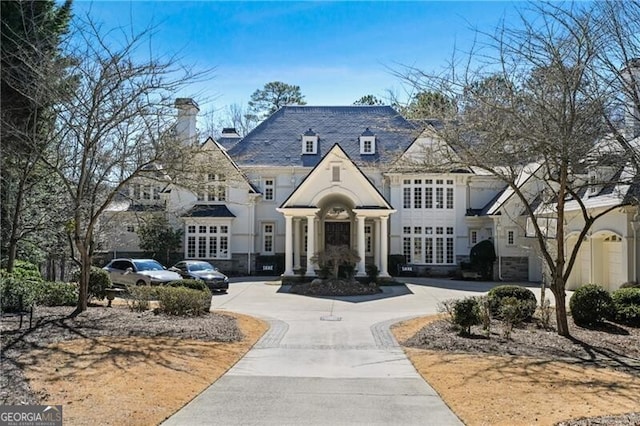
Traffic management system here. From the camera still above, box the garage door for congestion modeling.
[566,237,590,290]
[603,237,622,290]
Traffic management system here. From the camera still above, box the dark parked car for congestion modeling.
[103,258,182,287]
[170,260,229,293]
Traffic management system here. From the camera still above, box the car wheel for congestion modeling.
[136,279,147,286]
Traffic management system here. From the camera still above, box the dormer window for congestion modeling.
[359,128,376,154]
[302,128,318,154]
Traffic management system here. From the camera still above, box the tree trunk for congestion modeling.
[72,242,90,316]
[6,167,28,273]
[551,279,570,337]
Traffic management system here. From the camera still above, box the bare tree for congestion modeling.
[23,15,214,314]
[395,1,638,336]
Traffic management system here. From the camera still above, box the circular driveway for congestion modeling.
[164,278,555,426]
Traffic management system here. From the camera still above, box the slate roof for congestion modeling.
[227,106,423,167]
[182,204,236,218]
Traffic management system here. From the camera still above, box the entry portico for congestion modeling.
[277,144,395,278]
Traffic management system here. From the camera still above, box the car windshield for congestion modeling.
[133,260,164,271]
[188,262,215,272]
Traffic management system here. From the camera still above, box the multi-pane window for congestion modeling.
[469,229,479,246]
[446,188,454,209]
[403,187,411,208]
[264,179,275,201]
[402,226,455,265]
[131,183,161,201]
[364,225,372,255]
[202,174,226,202]
[306,140,315,153]
[403,237,412,262]
[435,188,443,209]
[507,230,515,246]
[185,223,230,259]
[401,178,454,210]
[413,186,423,208]
[126,225,135,233]
[263,223,274,254]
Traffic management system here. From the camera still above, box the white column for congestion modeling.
[305,215,316,276]
[380,216,390,277]
[356,215,366,276]
[293,218,301,271]
[375,219,381,274]
[284,215,294,276]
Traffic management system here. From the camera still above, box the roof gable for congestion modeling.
[280,144,392,210]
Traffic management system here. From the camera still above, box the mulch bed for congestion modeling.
[288,278,381,296]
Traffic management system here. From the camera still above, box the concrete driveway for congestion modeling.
[163,278,557,426]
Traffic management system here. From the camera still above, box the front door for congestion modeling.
[325,222,350,247]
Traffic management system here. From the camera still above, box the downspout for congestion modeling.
[495,219,503,281]
[632,211,639,283]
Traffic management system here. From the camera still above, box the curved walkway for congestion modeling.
[163,278,551,425]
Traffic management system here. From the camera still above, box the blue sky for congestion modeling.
[72,1,524,112]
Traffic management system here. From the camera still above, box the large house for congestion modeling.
[101,93,640,290]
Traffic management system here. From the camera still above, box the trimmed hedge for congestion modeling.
[156,286,212,316]
[487,285,537,320]
[570,284,615,326]
[38,281,78,307]
[167,279,209,292]
[611,287,640,326]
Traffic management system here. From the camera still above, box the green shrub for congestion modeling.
[0,271,41,312]
[72,266,112,301]
[127,286,158,312]
[156,286,212,316]
[452,297,481,335]
[167,279,209,292]
[570,284,615,326]
[365,264,380,283]
[2,260,43,282]
[611,287,640,326]
[487,285,537,320]
[37,281,78,307]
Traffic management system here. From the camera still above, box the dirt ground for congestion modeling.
[3,303,639,425]
[5,309,267,426]
[391,316,640,426]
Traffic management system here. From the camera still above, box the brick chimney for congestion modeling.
[174,98,199,145]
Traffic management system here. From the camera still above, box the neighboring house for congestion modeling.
[100,96,639,289]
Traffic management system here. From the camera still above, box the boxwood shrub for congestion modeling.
[569,284,615,326]
[167,279,209,292]
[487,285,537,320]
[156,286,212,316]
[38,281,78,307]
[452,297,481,335]
[611,287,640,326]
